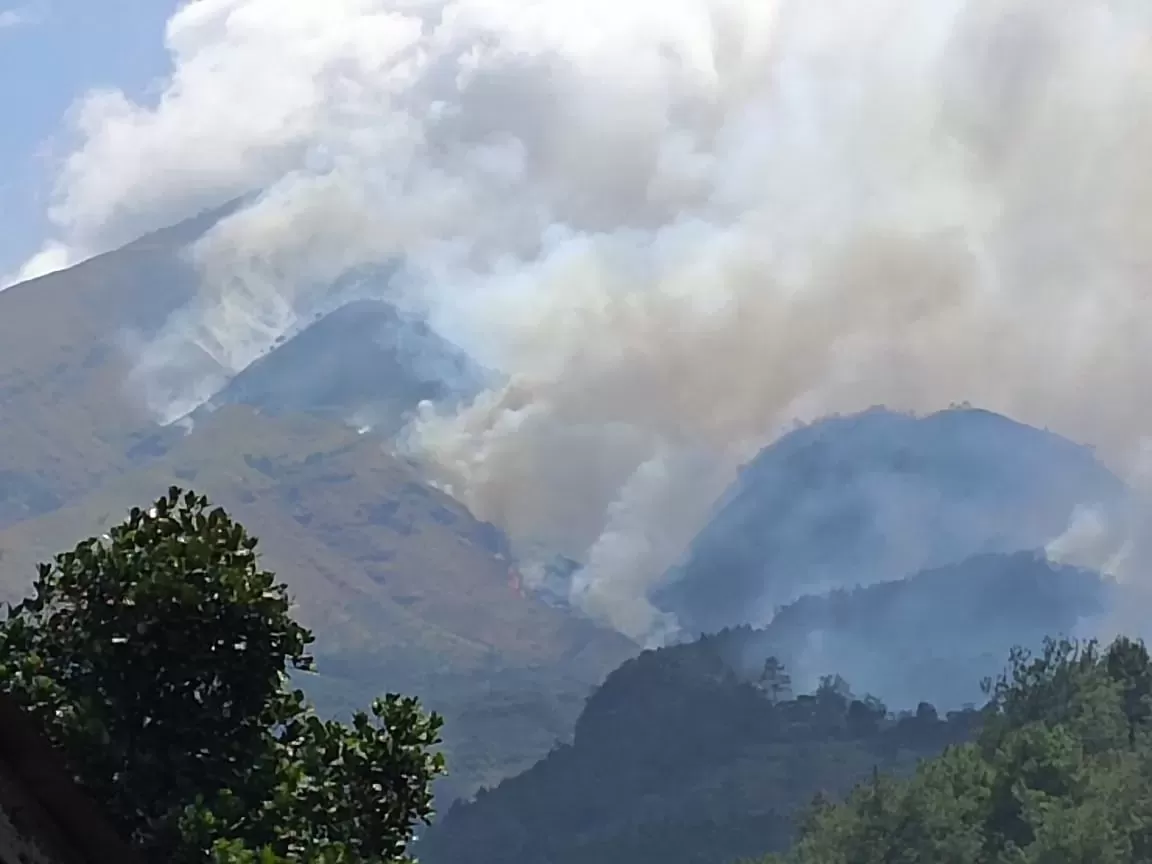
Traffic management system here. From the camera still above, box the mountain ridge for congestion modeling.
[658,406,1124,635]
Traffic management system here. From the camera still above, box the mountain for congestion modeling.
[720,552,1109,710]
[0,405,624,668]
[419,553,1104,864]
[0,214,645,802]
[190,297,487,435]
[1,215,1123,815]
[658,407,1125,634]
[418,627,980,864]
[0,403,636,802]
[0,206,480,523]
[0,210,221,527]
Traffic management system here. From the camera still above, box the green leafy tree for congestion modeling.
[0,488,445,862]
[1106,636,1152,733]
[770,635,1152,864]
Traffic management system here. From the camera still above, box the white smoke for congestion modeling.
[569,447,728,645]
[28,0,1152,642]
[1048,439,1152,573]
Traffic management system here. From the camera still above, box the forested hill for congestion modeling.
[732,551,1109,709]
[418,552,1107,864]
[767,636,1152,864]
[418,628,980,864]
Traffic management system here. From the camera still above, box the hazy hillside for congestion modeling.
[0,211,224,526]
[658,407,1124,635]
[718,552,1109,709]
[0,404,636,800]
[0,217,643,800]
[419,628,980,864]
[0,206,486,529]
[190,297,487,435]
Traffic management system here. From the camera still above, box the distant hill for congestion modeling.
[418,628,980,864]
[658,407,1124,634]
[719,552,1109,710]
[190,297,487,435]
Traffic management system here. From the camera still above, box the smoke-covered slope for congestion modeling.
[727,551,1109,710]
[0,216,649,802]
[0,207,481,529]
[658,407,1124,635]
[0,209,225,527]
[191,298,487,434]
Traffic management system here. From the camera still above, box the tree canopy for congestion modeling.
[0,487,445,863]
[419,628,978,864]
[768,635,1152,864]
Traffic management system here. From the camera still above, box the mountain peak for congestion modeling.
[657,407,1124,635]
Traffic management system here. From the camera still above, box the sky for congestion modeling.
[0,0,178,281]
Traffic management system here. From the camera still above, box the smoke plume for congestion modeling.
[29,0,1152,642]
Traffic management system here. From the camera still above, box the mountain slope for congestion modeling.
[0,207,228,527]
[0,218,649,803]
[0,406,638,801]
[0,404,633,675]
[0,208,488,530]
[191,297,486,434]
[658,407,1124,634]
[724,552,1109,709]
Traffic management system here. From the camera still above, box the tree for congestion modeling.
[815,674,852,705]
[1105,636,1152,734]
[774,634,1152,864]
[759,656,793,703]
[846,698,884,737]
[915,701,939,724]
[0,488,445,862]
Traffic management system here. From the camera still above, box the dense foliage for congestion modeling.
[0,488,444,863]
[766,635,1152,864]
[419,629,980,864]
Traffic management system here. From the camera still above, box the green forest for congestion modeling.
[1,488,1148,863]
[765,634,1152,864]
[418,627,979,864]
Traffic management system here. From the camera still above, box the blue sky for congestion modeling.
[0,0,178,279]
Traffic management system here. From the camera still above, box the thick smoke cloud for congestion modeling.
[29,0,1152,642]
